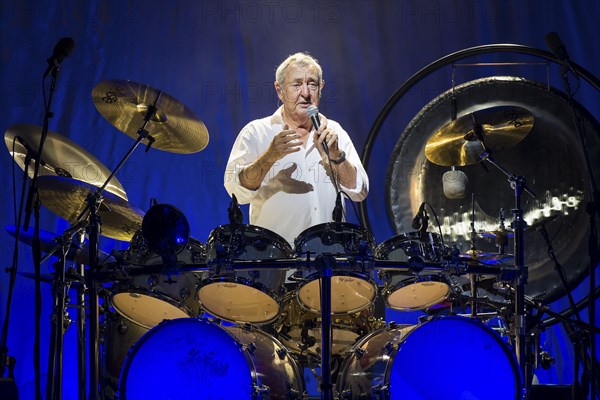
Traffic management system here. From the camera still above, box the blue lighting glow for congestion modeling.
[119,318,253,399]
[389,317,523,399]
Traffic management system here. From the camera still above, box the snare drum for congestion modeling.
[377,232,451,311]
[337,316,523,399]
[110,231,206,329]
[119,318,305,400]
[294,223,377,315]
[197,224,293,324]
[275,294,385,358]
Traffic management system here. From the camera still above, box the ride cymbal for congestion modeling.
[37,176,144,241]
[4,124,128,200]
[425,106,534,166]
[92,80,209,153]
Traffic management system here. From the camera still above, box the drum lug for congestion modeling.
[253,384,270,399]
[383,341,395,356]
[353,347,366,359]
[371,384,390,399]
[276,347,288,360]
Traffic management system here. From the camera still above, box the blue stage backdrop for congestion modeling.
[1,1,599,398]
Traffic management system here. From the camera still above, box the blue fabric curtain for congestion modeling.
[1,1,599,398]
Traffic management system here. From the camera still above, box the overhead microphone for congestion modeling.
[307,105,328,155]
[44,37,76,77]
[544,32,577,76]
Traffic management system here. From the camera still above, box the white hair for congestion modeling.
[275,52,323,85]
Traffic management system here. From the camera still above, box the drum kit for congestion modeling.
[5,79,559,400]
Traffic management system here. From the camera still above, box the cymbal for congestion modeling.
[4,124,128,200]
[461,250,514,265]
[92,80,209,154]
[425,106,534,166]
[37,176,144,241]
[5,225,115,264]
[479,229,514,238]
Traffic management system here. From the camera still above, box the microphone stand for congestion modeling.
[478,149,536,396]
[559,60,599,400]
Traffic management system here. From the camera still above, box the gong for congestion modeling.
[386,76,600,302]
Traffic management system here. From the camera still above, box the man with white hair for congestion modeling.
[224,52,369,245]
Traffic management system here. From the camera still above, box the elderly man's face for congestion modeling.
[277,63,322,119]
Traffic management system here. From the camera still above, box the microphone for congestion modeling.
[544,32,577,76]
[228,193,244,225]
[44,37,76,77]
[411,202,426,230]
[442,167,468,199]
[307,105,328,155]
[15,136,47,167]
[332,191,343,223]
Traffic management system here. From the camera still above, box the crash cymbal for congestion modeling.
[92,80,209,153]
[425,106,534,166]
[4,124,127,200]
[37,176,144,241]
[5,225,115,264]
[461,250,514,265]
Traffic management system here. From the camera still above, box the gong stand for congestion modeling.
[478,149,536,393]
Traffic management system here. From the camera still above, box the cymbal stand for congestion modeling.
[81,91,160,400]
[479,149,536,395]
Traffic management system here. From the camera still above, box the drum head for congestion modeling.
[390,317,522,399]
[297,275,376,314]
[111,292,189,329]
[386,278,450,311]
[119,319,253,399]
[197,279,280,323]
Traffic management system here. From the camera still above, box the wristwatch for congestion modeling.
[330,150,346,165]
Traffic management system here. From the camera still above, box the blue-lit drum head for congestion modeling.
[338,317,522,399]
[119,318,253,400]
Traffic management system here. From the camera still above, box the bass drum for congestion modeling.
[337,316,523,399]
[119,318,305,400]
[198,224,293,324]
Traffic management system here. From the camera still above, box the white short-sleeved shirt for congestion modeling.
[224,107,369,245]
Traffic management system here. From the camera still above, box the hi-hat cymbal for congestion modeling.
[5,225,115,264]
[92,80,209,153]
[425,106,534,166]
[37,176,144,241]
[4,124,128,200]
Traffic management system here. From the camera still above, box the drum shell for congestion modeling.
[275,295,385,358]
[110,234,206,328]
[337,316,523,399]
[198,224,293,324]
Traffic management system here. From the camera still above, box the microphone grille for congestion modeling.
[307,105,319,117]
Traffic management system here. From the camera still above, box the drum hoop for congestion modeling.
[295,222,376,249]
[208,223,294,256]
[110,288,194,327]
[118,318,257,397]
